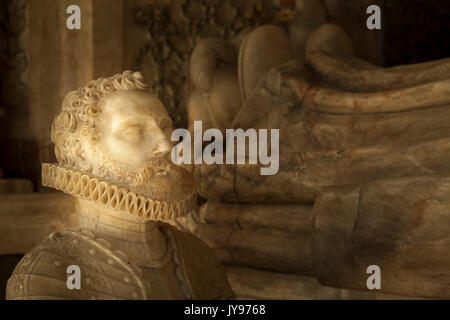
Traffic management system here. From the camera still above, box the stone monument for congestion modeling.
[6,71,235,300]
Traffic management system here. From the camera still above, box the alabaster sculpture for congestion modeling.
[193,23,450,203]
[6,71,235,300]
[188,25,292,135]
[188,36,243,134]
[181,18,450,298]
[187,0,328,135]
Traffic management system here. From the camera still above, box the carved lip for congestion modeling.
[42,163,197,222]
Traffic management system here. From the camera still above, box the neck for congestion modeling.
[76,198,168,267]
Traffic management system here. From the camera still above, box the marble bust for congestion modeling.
[6,71,235,300]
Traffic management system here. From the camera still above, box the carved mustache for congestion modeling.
[132,157,175,186]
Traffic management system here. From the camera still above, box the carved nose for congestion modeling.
[152,139,171,158]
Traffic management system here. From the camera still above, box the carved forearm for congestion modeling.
[180,202,314,275]
[226,266,419,300]
[195,136,450,203]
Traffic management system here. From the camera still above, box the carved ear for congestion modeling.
[51,109,93,171]
[238,25,293,103]
[70,137,93,172]
[208,67,242,131]
[190,39,237,90]
[54,134,91,172]
[187,88,214,134]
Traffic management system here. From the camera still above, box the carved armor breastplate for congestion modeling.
[7,225,235,300]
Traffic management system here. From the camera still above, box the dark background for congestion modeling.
[383,0,450,66]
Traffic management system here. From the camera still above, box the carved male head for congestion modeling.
[51,71,191,200]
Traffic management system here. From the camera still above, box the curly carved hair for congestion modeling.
[51,71,148,172]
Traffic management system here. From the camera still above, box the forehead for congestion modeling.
[101,90,170,120]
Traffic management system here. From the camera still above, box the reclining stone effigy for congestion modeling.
[179,22,450,299]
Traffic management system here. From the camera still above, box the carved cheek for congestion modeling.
[117,137,152,166]
[105,136,131,162]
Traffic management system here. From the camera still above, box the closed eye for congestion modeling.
[123,125,143,141]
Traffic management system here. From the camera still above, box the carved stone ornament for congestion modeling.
[41,163,197,222]
[181,21,450,299]
[6,71,235,300]
[192,23,450,203]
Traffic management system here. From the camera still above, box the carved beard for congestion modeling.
[88,147,194,201]
[129,157,181,199]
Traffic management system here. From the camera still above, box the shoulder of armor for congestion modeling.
[6,229,146,300]
[166,226,236,300]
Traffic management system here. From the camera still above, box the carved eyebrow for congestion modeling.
[111,111,167,135]
[113,119,142,132]
[114,115,154,130]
